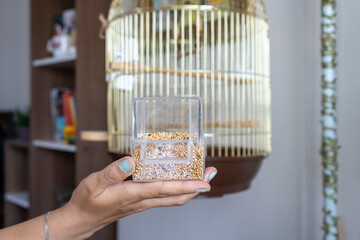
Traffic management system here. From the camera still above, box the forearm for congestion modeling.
[0,214,46,240]
[47,202,101,240]
[0,203,99,240]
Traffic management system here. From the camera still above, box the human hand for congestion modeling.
[49,156,217,239]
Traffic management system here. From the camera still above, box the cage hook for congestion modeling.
[98,13,108,40]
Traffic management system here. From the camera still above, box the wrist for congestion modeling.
[48,203,97,240]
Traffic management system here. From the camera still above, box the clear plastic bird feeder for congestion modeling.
[131,97,205,181]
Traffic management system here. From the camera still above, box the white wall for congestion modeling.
[0,0,30,110]
[1,0,358,239]
[118,0,317,239]
[303,1,323,239]
[302,0,360,239]
[337,0,360,239]
[117,0,360,239]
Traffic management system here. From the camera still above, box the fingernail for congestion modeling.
[196,189,210,193]
[119,159,132,173]
[209,172,217,182]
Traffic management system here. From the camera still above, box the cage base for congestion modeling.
[203,154,266,197]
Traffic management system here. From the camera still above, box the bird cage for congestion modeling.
[103,0,271,195]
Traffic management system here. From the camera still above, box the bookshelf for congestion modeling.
[33,140,77,153]
[26,0,115,239]
[4,140,30,227]
[32,54,76,68]
[4,191,30,209]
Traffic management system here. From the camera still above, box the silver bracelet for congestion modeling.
[45,211,52,240]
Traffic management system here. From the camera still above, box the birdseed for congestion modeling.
[132,132,205,181]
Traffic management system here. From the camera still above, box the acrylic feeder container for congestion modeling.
[131,97,205,181]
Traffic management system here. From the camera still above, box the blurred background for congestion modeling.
[0,0,359,240]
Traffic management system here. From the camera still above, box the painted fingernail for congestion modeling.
[196,189,210,193]
[119,159,132,173]
[209,172,217,181]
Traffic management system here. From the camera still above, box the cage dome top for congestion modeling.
[108,0,267,22]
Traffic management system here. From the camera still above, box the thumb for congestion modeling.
[95,156,135,189]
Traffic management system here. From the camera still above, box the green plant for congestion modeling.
[14,108,30,127]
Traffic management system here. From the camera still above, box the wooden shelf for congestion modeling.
[6,140,30,150]
[32,54,76,69]
[5,191,30,209]
[33,140,77,153]
[27,0,115,238]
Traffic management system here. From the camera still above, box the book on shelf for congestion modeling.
[50,88,77,144]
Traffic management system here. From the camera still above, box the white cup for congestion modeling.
[47,35,71,57]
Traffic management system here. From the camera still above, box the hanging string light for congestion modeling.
[321,0,339,239]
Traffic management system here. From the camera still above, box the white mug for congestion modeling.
[47,34,71,57]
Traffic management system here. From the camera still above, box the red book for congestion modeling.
[62,92,73,126]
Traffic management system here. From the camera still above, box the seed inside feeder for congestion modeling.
[132,132,204,181]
